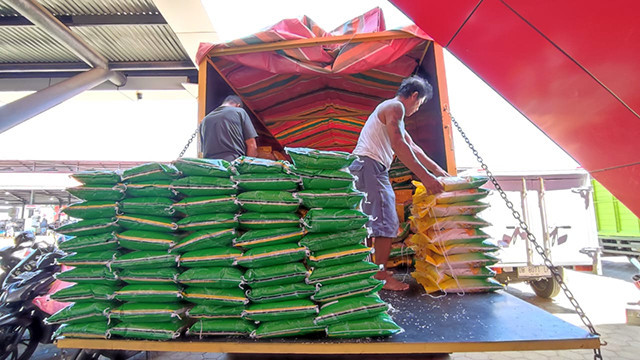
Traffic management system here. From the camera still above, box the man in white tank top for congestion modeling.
[350,76,449,291]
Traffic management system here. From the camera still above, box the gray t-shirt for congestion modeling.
[200,106,258,161]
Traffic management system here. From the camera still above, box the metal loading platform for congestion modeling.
[56,282,599,355]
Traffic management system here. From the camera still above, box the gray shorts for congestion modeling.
[349,156,399,238]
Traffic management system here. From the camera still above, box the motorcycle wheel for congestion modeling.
[0,322,41,360]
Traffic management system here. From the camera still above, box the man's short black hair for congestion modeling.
[396,76,433,101]
[223,95,243,106]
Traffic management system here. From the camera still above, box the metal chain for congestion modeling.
[178,129,199,158]
[446,108,604,360]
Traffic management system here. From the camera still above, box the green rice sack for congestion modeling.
[234,228,305,249]
[187,319,255,338]
[71,170,121,186]
[237,191,300,213]
[50,283,118,302]
[307,261,381,286]
[173,158,234,178]
[59,251,119,267]
[177,213,238,232]
[311,278,385,303]
[299,228,368,252]
[251,316,324,339]
[389,245,416,259]
[114,284,183,303]
[173,196,239,216]
[182,287,248,306]
[232,156,291,174]
[303,209,370,233]
[45,301,114,325]
[186,304,245,319]
[435,188,491,204]
[296,190,365,209]
[171,176,237,197]
[116,230,179,251]
[67,184,126,201]
[179,247,242,268]
[178,267,244,288]
[53,321,109,340]
[243,299,318,322]
[58,232,119,253]
[235,243,308,269]
[285,147,357,170]
[170,228,237,253]
[295,168,355,190]
[62,201,119,219]
[118,197,175,217]
[232,173,300,192]
[56,217,119,237]
[314,294,389,326]
[110,303,189,322]
[111,251,180,270]
[55,266,119,285]
[441,176,490,191]
[118,268,180,284]
[247,282,316,304]
[430,201,491,217]
[238,212,300,230]
[307,244,372,268]
[125,180,176,198]
[326,313,403,338]
[242,262,309,288]
[108,319,186,340]
[116,214,178,233]
[122,163,180,183]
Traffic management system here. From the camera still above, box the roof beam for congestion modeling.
[0,13,167,26]
[0,61,195,73]
[4,0,126,86]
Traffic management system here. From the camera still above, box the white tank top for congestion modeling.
[353,99,405,169]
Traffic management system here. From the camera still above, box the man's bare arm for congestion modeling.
[245,138,258,158]
[382,104,444,193]
[404,132,449,177]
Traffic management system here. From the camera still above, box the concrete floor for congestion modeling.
[28,256,640,360]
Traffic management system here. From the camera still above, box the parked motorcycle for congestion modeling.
[0,249,63,360]
[0,232,39,286]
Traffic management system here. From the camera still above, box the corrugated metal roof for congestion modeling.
[0,26,77,63]
[0,0,158,17]
[73,24,188,62]
[0,24,190,63]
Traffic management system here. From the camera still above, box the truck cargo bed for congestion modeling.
[57,283,598,354]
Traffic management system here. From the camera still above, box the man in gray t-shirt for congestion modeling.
[200,95,258,161]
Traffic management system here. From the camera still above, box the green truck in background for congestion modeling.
[592,180,640,259]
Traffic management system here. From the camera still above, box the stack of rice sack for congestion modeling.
[387,159,416,270]
[106,163,188,340]
[49,170,124,340]
[229,157,314,339]
[169,158,251,338]
[409,176,503,294]
[287,147,404,339]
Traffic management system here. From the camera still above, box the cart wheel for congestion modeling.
[530,267,563,298]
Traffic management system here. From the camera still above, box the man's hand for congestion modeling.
[434,168,450,177]
[420,175,444,194]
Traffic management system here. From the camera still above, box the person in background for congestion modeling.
[200,95,258,161]
[40,217,48,235]
[349,75,449,291]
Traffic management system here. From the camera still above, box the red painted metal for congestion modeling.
[391,0,640,217]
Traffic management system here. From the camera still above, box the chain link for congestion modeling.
[178,129,199,159]
[446,108,603,360]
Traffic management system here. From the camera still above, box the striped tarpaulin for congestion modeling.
[198,8,431,151]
